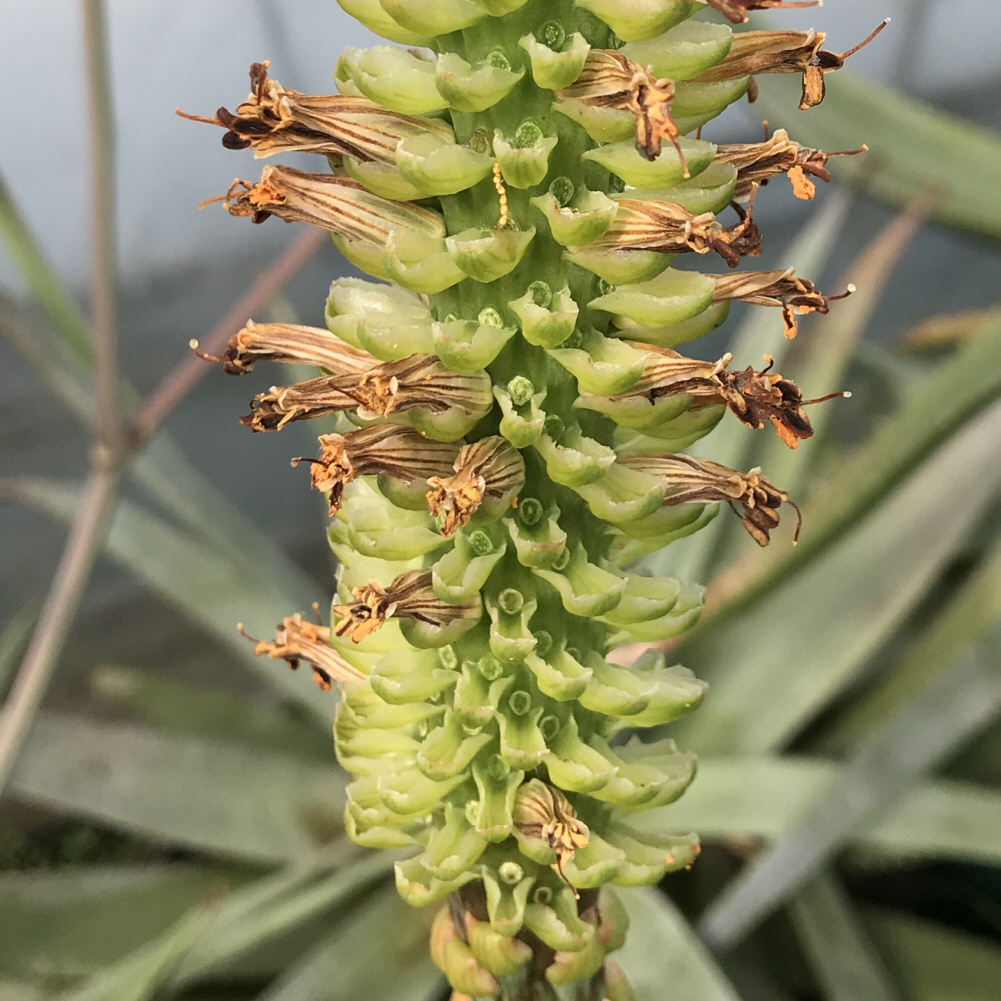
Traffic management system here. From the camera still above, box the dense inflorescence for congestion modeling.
[186,1,875,997]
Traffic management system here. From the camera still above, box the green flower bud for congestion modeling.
[433,533,507,603]
[446,226,537,283]
[493,129,560,189]
[471,758,524,841]
[621,20,733,80]
[547,329,650,396]
[574,0,700,42]
[592,269,717,328]
[335,0,432,45]
[531,188,619,246]
[339,46,447,114]
[494,383,547,448]
[423,803,489,879]
[506,502,568,569]
[544,713,616,792]
[379,0,487,35]
[524,885,595,952]
[546,933,606,985]
[519,30,591,90]
[432,317,517,373]
[465,912,533,975]
[534,423,616,487]
[534,542,626,618]
[508,284,579,348]
[395,133,495,197]
[564,244,673,285]
[482,868,536,936]
[583,137,716,188]
[435,52,525,113]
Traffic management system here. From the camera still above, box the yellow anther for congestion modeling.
[492,163,509,230]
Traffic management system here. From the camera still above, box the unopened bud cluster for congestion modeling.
[185,0,874,997]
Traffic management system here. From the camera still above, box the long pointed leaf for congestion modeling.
[9,713,344,863]
[57,902,214,1001]
[616,888,742,1001]
[637,757,1001,864]
[788,873,900,1001]
[255,883,440,1001]
[698,623,1001,947]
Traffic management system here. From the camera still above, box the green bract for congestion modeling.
[197,1,858,997]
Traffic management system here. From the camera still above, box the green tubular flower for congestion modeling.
[189,2,868,996]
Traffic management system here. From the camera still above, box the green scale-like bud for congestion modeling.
[185,1,872,996]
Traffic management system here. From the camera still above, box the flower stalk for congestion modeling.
[187,1,874,996]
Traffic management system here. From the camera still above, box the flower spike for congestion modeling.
[183,0,882,991]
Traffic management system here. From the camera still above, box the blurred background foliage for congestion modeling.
[1,2,1001,999]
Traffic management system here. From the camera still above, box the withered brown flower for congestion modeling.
[191,320,378,376]
[333,570,480,643]
[706,0,821,25]
[513,779,590,898]
[293,425,460,516]
[620,452,800,546]
[712,268,855,338]
[241,612,365,691]
[697,21,890,110]
[714,127,868,201]
[594,187,761,268]
[202,166,445,243]
[609,346,848,448]
[176,60,451,163]
[240,354,492,432]
[557,50,687,166]
[425,436,525,537]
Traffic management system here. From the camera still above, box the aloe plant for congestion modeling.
[180,2,882,997]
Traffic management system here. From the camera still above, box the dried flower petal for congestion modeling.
[620,452,800,545]
[513,779,590,898]
[240,354,492,432]
[557,50,687,167]
[333,569,479,643]
[592,186,762,268]
[242,612,365,690]
[697,21,890,110]
[705,0,820,25]
[293,425,461,516]
[426,436,525,536]
[609,346,847,448]
[712,268,854,338]
[714,127,868,200]
[205,166,445,244]
[191,320,378,375]
[176,60,452,162]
